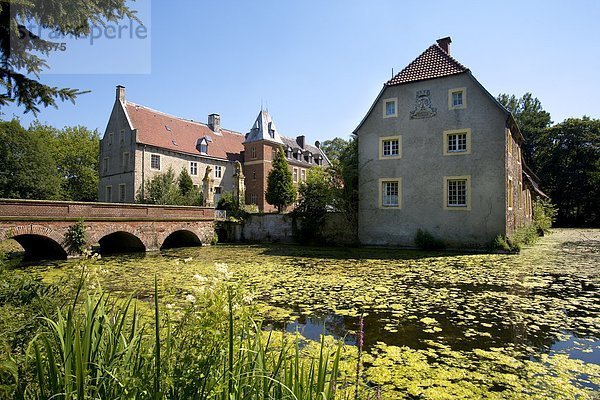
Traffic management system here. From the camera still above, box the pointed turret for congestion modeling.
[244,110,284,144]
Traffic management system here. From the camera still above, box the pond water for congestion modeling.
[18,229,600,399]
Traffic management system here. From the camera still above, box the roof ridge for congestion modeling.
[125,101,245,136]
[386,43,469,86]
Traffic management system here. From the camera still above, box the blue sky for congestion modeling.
[3,0,599,143]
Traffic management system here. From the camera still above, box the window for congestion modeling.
[444,176,471,210]
[105,186,112,202]
[252,171,256,181]
[443,129,471,155]
[448,88,466,109]
[107,132,113,145]
[200,144,208,154]
[301,169,306,182]
[272,147,277,160]
[378,136,402,159]
[215,165,222,178]
[506,128,513,155]
[102,157,109,173]
[122,152,130,169]
[119,129,125,143]
[251,147,257,159]
[518,182,523,209]
[507,177,514,210]
[293,168,298,182]
[215,187,222,195]
[382,98,398,118]
[190,161,198,175]
[119,184,126,203]
[250,194,258,204]
[379,179,401,208]
[150,154,160,170]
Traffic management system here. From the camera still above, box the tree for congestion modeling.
[29,122,100,201]
[0,119,61,199]
[321,137,351,162]
[497,93,552,169]
[329,136,359,231]
[265,146,296,213]
[137,167,181,205]
[535,117,600,226]
[0,1,137,114]
[178,168,194,196]
[295,167,333,242]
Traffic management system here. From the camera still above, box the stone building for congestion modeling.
[354,37,543,248]
[99,86,245,206]
[98,87,329,211]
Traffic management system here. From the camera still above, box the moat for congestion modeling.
[10,228,600,398]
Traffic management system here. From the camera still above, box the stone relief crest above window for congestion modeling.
[410,90,437,119]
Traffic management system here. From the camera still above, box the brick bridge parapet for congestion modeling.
[0,199,216,257]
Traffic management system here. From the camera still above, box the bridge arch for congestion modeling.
[90,225,149,254]
[161,229,203,249]
[0,225,68,260]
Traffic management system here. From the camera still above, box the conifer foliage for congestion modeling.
[265,146,296,213]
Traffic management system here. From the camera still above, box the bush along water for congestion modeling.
[490,199,558,253]
[5,264,376,399]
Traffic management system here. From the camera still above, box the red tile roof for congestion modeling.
[124,102,245,162]
[386,44,469,86]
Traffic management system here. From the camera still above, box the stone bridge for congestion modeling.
[0,199,216,259]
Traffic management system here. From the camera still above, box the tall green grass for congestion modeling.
[15,278,360,399]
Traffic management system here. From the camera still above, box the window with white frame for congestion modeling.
[293,168,298,182]
[150,154,160,170]
[444,176,470,209]
[190,161,198,175]
[119,184,126,203]
[301,169,306,182]
[383,98,397,118]
[443,129,471,155]
[380,179,401,208]
[215,165,222,178]
[105,186,112,202]
[448,88,466,110]
[379,136,402,159]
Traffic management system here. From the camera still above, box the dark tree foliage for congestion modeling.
[497,93,552,169]
[330,136,358,231]
[265,146,296,213]
[0,119,61,199]
[178,168,194,196]
[0,0,136,114]
[294,167,333,243]
[536,117,600,226]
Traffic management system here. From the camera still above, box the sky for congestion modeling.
[3,0,600,144]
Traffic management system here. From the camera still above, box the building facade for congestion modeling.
[99,87,329,211]
[355,37,540,248]
[243,110,330,212]
[99,86,245,206]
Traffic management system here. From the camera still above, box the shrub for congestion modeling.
[414,229,446,250]
[63,219,87,255]
[533,198,557,235]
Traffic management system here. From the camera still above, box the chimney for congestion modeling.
[208,113,221,132]
[116,85,126,101]
[436,36,452,54]
[296,135,305,149]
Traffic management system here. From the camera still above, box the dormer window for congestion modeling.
[197,136,211,154]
